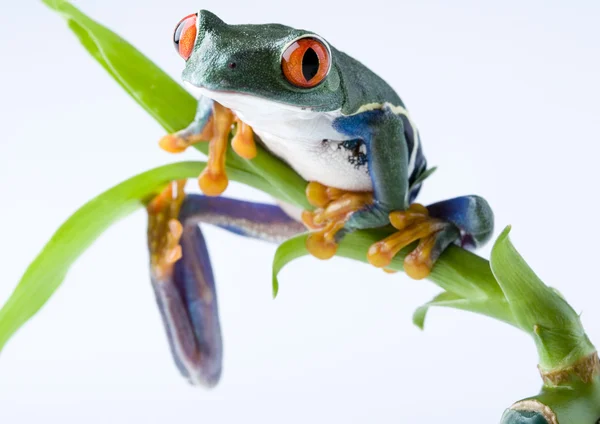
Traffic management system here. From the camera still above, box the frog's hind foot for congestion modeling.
[147,180,187,280]
[368,196,494,280]
[159,101,257,197]
[302,181,373,259]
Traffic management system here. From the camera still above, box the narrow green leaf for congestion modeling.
[43,0,195,133]
[272,233,309,298]
[490,226,596,371]
[412,291,516,330]
[410,166,437,190]
[413,292,462,329]
[0,162,201,351]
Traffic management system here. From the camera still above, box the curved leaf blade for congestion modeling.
[0,162,211,352]
[490,226,595,371]
[412,291,515,330]
[272,233,309,298]
[43,0,195,133]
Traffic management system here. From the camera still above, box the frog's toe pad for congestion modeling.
[306,230,339,259]
[367,204,460,280]
[159,133,194,153]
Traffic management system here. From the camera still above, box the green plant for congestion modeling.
[2,1,598,421]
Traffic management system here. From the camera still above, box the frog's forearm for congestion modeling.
[333,107,409,213]
[159,96,214,153]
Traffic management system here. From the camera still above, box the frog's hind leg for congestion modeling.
[147,186,304,387]
[368,195,494,279]
[427,195,494,249]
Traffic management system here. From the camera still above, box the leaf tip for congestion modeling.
[497,224,512,242]
[490,225,513,264]
[412,306,428,330]
[272,271,280,299]
[41,0,66,11]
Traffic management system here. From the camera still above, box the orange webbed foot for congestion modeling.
[302,181,373,260]
[159,102,258,197]
[147,180,187,279]
[367,204,457,279]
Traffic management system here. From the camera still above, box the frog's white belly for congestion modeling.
[245,126,371,192]
[187,84,373,192]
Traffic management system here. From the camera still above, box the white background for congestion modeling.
[1,0,599,422]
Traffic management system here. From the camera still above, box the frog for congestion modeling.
[147,10,494,387]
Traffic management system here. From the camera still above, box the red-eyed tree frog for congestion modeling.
[148,10,494,388]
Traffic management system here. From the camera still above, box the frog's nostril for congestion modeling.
[227,62,237,69]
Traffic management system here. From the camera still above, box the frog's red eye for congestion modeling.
[282,37,330,88]
[173,13,198,60]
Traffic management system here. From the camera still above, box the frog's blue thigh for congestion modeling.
[427,195,494,248]
[150,196,304,387]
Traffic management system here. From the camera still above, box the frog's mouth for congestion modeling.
[183,82,331,114]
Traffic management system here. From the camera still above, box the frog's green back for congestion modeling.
[333,49,405,115]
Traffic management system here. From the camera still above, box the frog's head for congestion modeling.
[173,10,344,113]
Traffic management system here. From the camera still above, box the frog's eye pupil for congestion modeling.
[302,48,320,81]
[282,37,330,88]
[173,13,198,61]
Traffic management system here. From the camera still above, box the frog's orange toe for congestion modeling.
[305,182,330,208]
[368,205,459,279]
[403,255,432,280]
[367,242,395,268]
[159,134,190,153]
[198,169,229,197]
[303,182,373,261]
[306,232,338,260]
[231,119,257,159]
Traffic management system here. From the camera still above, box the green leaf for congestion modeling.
[42,0,312,211]
[412,291,516,330]
[490,226,596,371]
[413,292,461,329]
[43,0,194,134]
[272,233,310,298]
[0,162,199,351]
[410,166,437,190]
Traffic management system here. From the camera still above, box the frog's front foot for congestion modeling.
[159,101,257,197]
[301,181,373,259]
